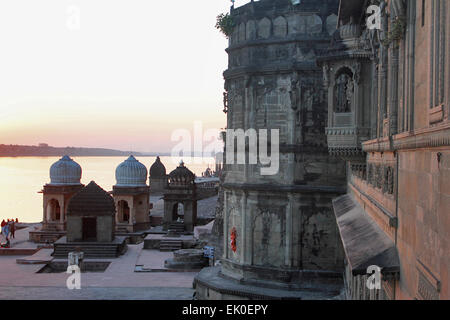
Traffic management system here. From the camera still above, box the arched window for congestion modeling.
[172,203,185,221]
[47,199,61,222]
[118,200,130,223]
[334,67,354,113]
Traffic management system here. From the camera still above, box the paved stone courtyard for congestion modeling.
[0,225,198,300]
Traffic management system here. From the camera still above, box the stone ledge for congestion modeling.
[332,195,400,276]
[222,182,346,194]
[194,267,344,300]
[0,248,39,256]
[363,122,450,152]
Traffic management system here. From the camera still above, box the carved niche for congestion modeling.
[334,68,354,113]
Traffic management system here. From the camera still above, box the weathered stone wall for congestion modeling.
[396,150,450,300]
[322,0,450,300]
[220,0,346,286]
[97,216,114,242]
[66,216,82,242]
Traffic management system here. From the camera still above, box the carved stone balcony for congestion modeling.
[326,126,370,159]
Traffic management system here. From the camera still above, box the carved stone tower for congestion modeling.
[195,0,347,299]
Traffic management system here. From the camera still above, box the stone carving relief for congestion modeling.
[326,14,338,35]
[223,91,229,114]
[273,16,287,37]
[366,163,395,195]
[387,166,394,195]
[367,163,374,185]
[246,20,256,40]
[258,17,272,39]
[352,62,361,84]
[375,165,382,189]
[323,64,330,87]
[238,23,246,42]
[334,71,354,113]
[307,15,323,34]
[351,164,367,180]
[252,207,285,267]
[382,166,389,193]
[290,72,300,110]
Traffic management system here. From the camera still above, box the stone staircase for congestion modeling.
[168,222,185,234]
[159,239,183,252]
[53,239,127,259]
[116,226,129,233]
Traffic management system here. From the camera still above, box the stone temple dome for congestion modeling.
[115,155,148,187]
[150,156,166,177]
[49,155,82,185]
[67,181,115,217]
[169,161,196,185]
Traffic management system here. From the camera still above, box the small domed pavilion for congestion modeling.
[112,156,151,232]
[39,156,84,237]
[163,161,198,233]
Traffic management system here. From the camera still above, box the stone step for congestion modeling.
[169,223,185,229]
[159,239,182,252]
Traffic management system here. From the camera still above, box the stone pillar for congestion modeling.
[184,201,197,232]
[387,24,400,136]
[408,1,414,130]
[60,198,65,223]
[163,201,173,230]
[371,62,379,139]
[43,198,47,224]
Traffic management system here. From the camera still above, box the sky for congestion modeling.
[0,0,247,153]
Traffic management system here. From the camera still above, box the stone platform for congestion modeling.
[194,267,345,300]
[29,230,66,244]
[16,249,53,265]
[164,249,209,271]
[143,234,196,250]
[39,259,112,273]
[53,236,127,259]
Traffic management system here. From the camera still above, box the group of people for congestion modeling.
[1,218,18,248]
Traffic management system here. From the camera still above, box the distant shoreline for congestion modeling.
[0,144,170,157]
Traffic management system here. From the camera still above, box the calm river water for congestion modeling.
[0,156,214,223]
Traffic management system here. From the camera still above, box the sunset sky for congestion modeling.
[0,0,242,153]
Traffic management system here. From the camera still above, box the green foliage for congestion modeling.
[215,13,235,39]
[382,16,406,47]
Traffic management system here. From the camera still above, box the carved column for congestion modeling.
[379,2,389,136]
[388,43,399,136]
[352,62,362,127]
[371,62,379,139]
[406,0,416,131]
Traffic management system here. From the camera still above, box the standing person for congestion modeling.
[1,219,6,236]
[10,220,15,239]
[3,222,10,242]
